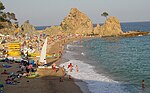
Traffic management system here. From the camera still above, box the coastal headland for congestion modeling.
[0,8,150,93]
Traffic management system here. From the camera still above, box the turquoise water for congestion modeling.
[81,35,150,93]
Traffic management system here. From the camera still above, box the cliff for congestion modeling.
[94,16,123,36]
[60,8,93,35]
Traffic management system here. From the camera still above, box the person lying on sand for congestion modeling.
[1,69,9,75]
[5,75,17,85]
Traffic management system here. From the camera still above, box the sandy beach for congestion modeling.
[0,35,85,93]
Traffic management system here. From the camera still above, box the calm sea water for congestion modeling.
[35,26,50,30]
[81,36,150,93]
[37,21,150,93]
[36,21,150,32]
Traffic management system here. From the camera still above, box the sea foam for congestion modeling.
[61,43,129,93]
[60,60,129,93]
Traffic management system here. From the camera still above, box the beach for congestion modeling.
[0,34,85,93]
[0,0,150,92]
[1,22,150,93]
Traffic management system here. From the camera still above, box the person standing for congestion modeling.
[142,80,145,89]
[76,65,79,72]
[68,63,73,72]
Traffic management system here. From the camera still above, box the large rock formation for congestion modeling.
[20,20,35,34]
[94,16,123,36]
[60,8,93,35]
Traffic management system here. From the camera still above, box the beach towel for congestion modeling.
[29,60,35,66]
[1,70,10,75]
[0,83,3,88]
[26,72,39,78]
[2,64,12,68]
[6,81,16,85]
[0,83,4,93]
[1,72,10,75]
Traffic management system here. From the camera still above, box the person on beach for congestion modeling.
[59,77,63,82]
[76,65,79,72]
[25,51,29,59]
[59,51,62,58]
[28,63,34,72]
[1,69,9,74]
[142,80,145,89]
[61,65,66,77]
[52,63,57,72]
[68,75,72,80]
[68,63,73,72]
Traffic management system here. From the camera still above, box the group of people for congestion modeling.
[57,63,79,82]
[67,63,79,72]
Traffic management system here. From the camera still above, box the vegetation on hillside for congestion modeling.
[0,1,17,29]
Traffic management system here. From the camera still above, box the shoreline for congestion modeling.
[58,41,92,93]
[47,35,92,93]
[1,32,149,93]
[32,35,87,93]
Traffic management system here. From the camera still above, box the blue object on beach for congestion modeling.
[6,82,16,85]
[2,64,12,68]
[0,83,3,93]
[0,84,3,88]
[29,60,35,66]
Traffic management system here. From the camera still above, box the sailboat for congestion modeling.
[38,37,59,69]
[39,37,47,65]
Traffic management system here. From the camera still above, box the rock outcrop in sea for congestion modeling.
[14,8,149,38]
[60,8,93,35]
[60,8,124,36]
[94,16,123,36]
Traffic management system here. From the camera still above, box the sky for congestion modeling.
[1,0,150,26]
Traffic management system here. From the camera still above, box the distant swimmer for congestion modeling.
[142,80,145,90]
[76,65,79,72]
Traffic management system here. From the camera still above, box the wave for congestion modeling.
[66,44,83,50]
[61,42,130,93]
[60,60,129,93]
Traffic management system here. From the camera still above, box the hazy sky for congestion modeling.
[1,0,150,26]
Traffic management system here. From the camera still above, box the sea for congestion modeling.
[36,21,150,93]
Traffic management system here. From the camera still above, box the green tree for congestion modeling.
[0,1,5,21]
[0,1,5,11]
[101,12,109,19]
[6,12,17,21]
[0,1,17,22]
